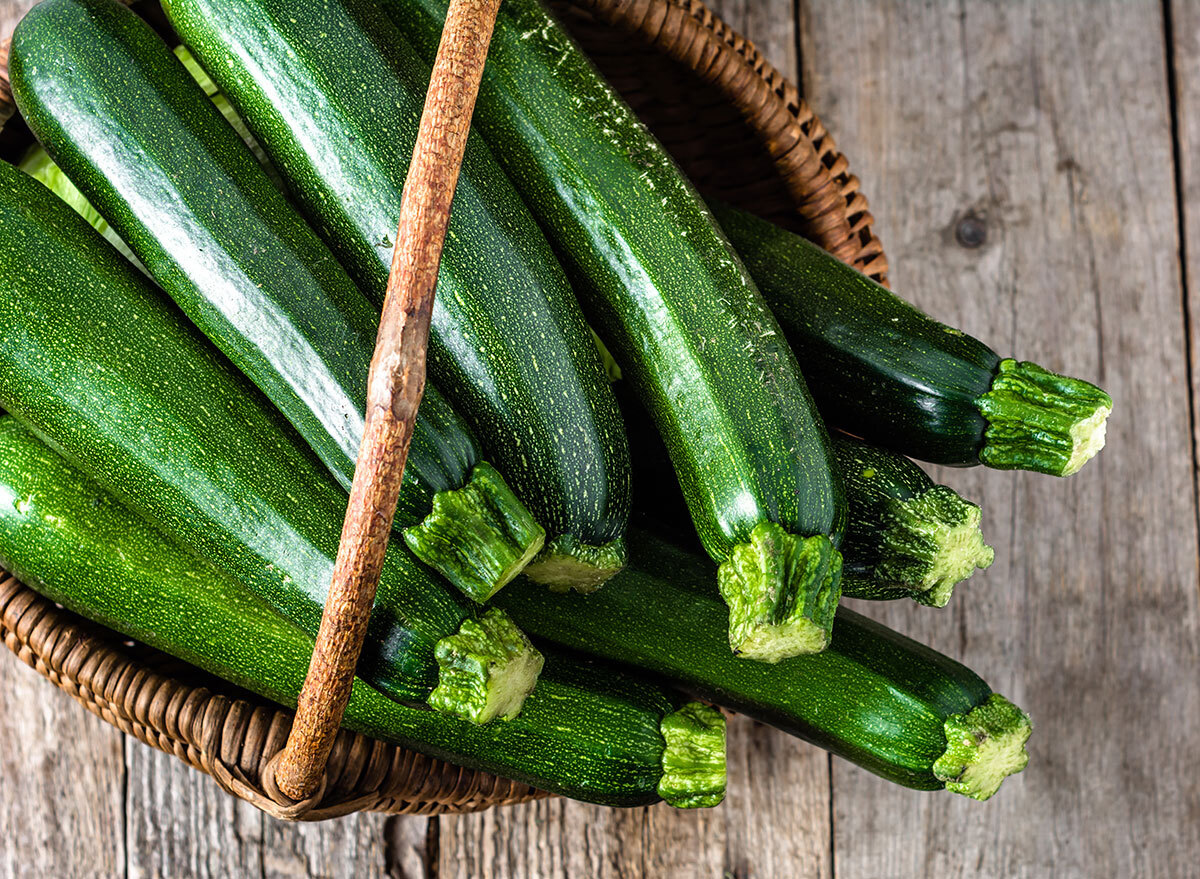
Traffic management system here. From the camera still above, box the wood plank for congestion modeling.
[440,714,829,879]
[1172,0,1200,502]
[123,738,436,879]
[718,716,831,879]
[261,812,432,879]
[438,774,726,878]
[800,1,1200,877]
[0,651,125,879]
[124,743,264,879]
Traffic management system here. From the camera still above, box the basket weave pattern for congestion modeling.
[0,575,546,820]
[0,0,886,819]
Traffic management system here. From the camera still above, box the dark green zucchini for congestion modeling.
[497,530,1030,799]
[379,0,845,661]
[0,157,540,722]
[162,0,631,591]
[16,145,138,266]
[833,434,993,607]
[0,415,725,808]
[615,380,991,607]
[172,44,285,191]
[9,0,544,603]
[711,202,1112,477]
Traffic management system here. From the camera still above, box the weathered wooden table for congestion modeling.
[2,0,1198,876]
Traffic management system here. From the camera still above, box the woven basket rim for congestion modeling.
[0,0,888,820]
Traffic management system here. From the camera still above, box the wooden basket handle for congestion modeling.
[271,0,502,802]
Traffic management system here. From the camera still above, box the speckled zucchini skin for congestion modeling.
[0,158,471,703]
[715,202,1111,481]
[829,435,993,606]
[8,0,473,522]
[499,530,998,791]
[162,0,631,575]
[833,434,945,594]
[711,201,1001,467]
[380,0,844,563]
[0,416,695,807]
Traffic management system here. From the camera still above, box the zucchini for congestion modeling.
[615,380,991,607]
[16,145,139,267]
[162,0,631,591]
[0,158,541,722]
[833,434,994,607]
[497,530,1030,799]
[9,0,544,603]
[0,415,725,808]
[380,0,846,661]
[172,44,285,191]
[711,202,1112,477]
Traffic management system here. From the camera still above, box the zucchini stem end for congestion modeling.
[718,524,842,663]
[428,608,544,723]
[658,702,727,808]
[977,359,1112,477]
[880,486,994,608]
[934,693,1032,800]
[404,462,546,603]
[523,534,626,593]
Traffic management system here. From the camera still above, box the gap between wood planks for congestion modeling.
[1163,0,1200,555]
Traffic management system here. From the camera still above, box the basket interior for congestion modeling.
[555,1,809,233]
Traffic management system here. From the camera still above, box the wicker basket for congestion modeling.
[0,0,886,821]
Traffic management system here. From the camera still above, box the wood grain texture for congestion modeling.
[1174,0,1200,503]
[124,743,265,879]
[125,743,434,879]
[801,1,1200,877]
[440,715,830,879]
[0,651,125,879]
[438,759,730,877]
[261,812,431,879]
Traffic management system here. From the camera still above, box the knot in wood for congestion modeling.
[955,212,988,249]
